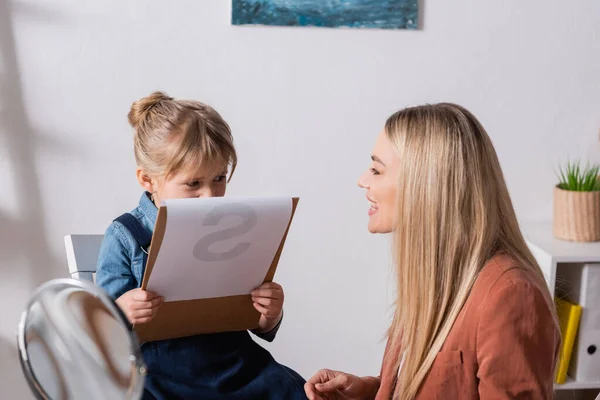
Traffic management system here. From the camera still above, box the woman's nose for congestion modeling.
[357,171,370,189]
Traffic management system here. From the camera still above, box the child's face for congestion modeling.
[139,162,229,206]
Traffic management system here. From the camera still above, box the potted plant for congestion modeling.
[553,161,600,242]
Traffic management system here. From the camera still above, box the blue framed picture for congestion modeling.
[232,0,419,30]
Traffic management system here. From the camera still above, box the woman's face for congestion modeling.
[358,130,399,234]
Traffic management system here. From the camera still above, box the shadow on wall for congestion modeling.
[0,0,71,393]
[0,6,69,392]
[0,0,63,284]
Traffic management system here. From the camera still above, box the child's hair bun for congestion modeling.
[128,91,173,129]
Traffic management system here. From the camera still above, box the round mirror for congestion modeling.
[17,279,146,400]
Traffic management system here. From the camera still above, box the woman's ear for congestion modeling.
[136,167,154,193]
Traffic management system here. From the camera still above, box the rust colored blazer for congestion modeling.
[376,255,560,399]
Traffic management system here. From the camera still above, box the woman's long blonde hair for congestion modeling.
[385,103,553,399]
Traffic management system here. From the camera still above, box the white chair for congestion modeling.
[64,235,104,282]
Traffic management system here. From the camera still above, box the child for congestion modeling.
[96,91,307,400]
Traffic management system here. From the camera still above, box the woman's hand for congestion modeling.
[305,369,380,400]
[251,282,284,332]
[115,288,164,325]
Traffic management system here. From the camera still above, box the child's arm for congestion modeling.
[96,223,137,299]
[96,223,163,324]
[250,282,285,342]
[96,222,137,299]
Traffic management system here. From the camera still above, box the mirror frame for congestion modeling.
[17,278,146,400]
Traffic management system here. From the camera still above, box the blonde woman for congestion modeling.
[305,103,560,399]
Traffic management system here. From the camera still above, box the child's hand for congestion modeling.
[251,282,284,332]
[115,288,164,325]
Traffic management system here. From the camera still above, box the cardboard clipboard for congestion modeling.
[134,198,299,342]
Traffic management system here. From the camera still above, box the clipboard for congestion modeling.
[134,198,299,342]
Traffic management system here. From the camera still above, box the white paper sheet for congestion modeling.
[146,197,293,302]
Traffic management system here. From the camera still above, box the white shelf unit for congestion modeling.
[523,221,600,396]
[559,377,600,390]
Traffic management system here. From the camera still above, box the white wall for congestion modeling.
[1,0,599,397]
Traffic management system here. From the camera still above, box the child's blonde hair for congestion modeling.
[128,91,237,179]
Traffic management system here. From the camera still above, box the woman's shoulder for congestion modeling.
[479,254,546,289]
[470,254,553,317]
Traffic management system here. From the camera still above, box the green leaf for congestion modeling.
[557,160,600,192]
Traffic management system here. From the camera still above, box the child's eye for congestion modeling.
[186,180,201,188]
[370,168,380,176]
[214,175,227,182]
